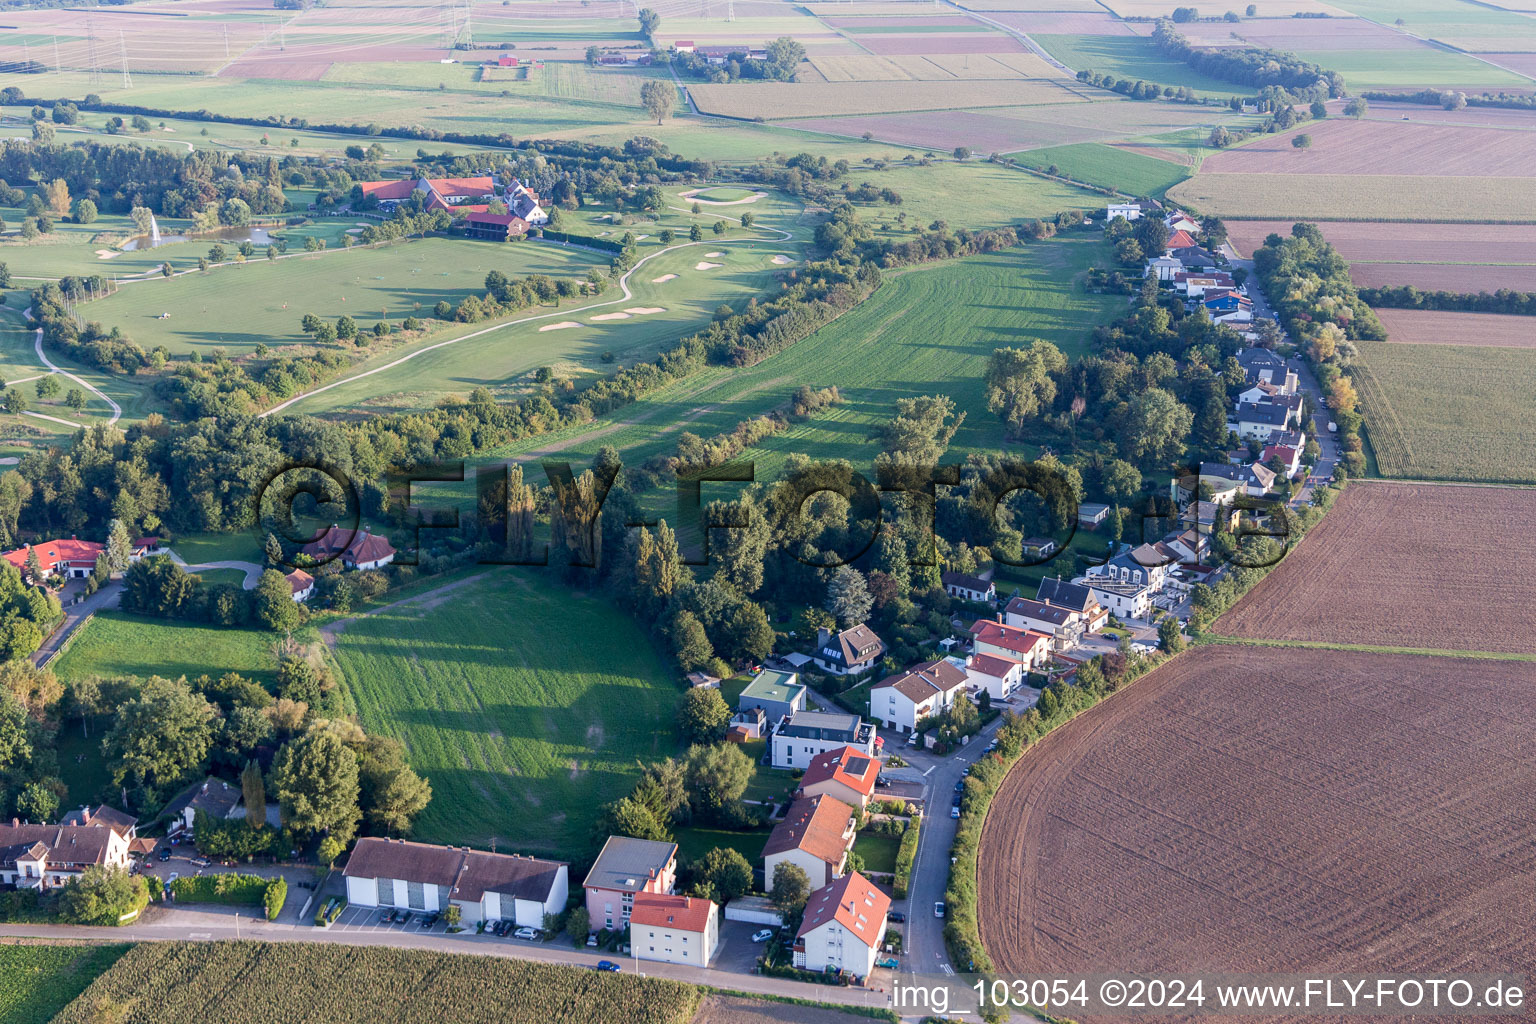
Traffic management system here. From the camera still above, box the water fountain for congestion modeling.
[149,214,161,246]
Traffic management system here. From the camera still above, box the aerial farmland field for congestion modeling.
[1167,172,1536,221]
[1012,141,1190,195]
[1198,118,1536,177]
[1350,340,1536,482]
[1213,482,1536,654]
[1373,308,1536,348]
[980,645,1536,984]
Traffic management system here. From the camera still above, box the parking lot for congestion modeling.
[329,905,455,935]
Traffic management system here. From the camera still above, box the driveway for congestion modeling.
[34,580,120,667]
[169,552,265,589]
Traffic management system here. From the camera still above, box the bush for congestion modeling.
[264,877,287,921]
[313,895,344,927]
[892,815,921,900]
[170,873,274,908]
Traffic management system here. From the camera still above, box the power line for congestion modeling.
[119,30,132,89]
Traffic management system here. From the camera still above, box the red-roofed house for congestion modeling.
[630,892,720,967]
[1166,229,1196,251]
[969,619,1052,671]
[794,872,890,976]
[799,745,879,809]
[0,536,158,581]
[463,211,531,241]
[964,651,1026,701]
[674,40,696,52]
[286,569,314,602]
[763,794,855,890]
[1261,443,1302,478]
[357,176,497,212]
[300,526,396,571]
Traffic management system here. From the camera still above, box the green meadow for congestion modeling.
[329,568,682,855]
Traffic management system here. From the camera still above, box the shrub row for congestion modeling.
[169,873,287,921]
[892,814,920,900]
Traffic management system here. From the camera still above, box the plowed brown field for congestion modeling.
[979,644,1536,1023]
[1226,220,1536,264]
[1350,262,1536,292]
[1214,482,1536,653]
[1375,308,1536,348]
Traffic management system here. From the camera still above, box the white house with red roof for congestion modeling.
[357,176,496,212]
[798,745,880,809]
[630,892,719,967]
[1,536,160,582]
[963,651,1027,701]
[300,526,396,571]
[285,569,314,602]
[1165,228,1197,250]
[793,871,890,977]
[969,619,1052,672]
[1262,443,1303,478]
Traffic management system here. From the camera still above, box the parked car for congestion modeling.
[888,911,906,924]
[596,960,622,972]
[158,848,172,862]
[952,792,962,807]
[934,902,946,919]
[166,872,179,884]
[750,929,774,943]
[950,805,960,819]
[513,926,538,941]
[586,933,599,947]
[875,775,890,788]
[378,910,393,925]
[422,913,439,928]
[399,912,413,926]
[953,781,965,793]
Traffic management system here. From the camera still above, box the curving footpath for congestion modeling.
[3,307,123,428]
[261,229,794,418]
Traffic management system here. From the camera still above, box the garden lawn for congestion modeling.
[329,568,681,855]
[52,612,279,686]
[0,944,130,1024]
[853,831,902,874]
[1013,142,1190,196]
[671,824,774,868]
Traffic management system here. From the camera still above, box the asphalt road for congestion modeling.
[898,714,1010,980]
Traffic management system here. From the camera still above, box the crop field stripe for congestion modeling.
[1196,635,1536,661]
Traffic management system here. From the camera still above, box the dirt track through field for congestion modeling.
[979,644,1536,1023]
[1213,481,1536,654]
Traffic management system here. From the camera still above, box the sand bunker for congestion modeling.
[633,234,649,240]
[651,274,678,283]
[591,312,631,322]
[538,321,581,332]
[695,261,723,271]
[705,251,724,257]
[624,307,665,315]
[94,249,120,259]
[771,255,794,265]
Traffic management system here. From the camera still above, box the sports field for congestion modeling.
[1350,339,1536,483]
[329,569,682,854]
[52,612,279,686]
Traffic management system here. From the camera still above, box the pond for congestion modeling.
[121,225,277,251]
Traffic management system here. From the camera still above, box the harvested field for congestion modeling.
[1215,482,1536,653]
[789,97,1233,152]
[1101,0,1346,13]
[1178,15,1418,49]
[924,52,1063,77]
[805,0,975,12]
[1228,219,1536,262]
[1201,118,1536,176]
[691,995,872,1024]
[1226,220,1536,263]
[1484,51,1536,74]
[983,11,1139,35]
[689,78,1081,118]
[952,0,1107,8]
[979,644,1536,1001]
[821,14,980,28]
[1375,308,1536,348]
[1111,141,1194,165]
[853,30,1026,54]
[1362,98,1536,125]
[1350,262,1536,292]
[1167,173,1536,221]
[219,59,332,80]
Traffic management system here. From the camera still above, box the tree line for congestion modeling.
[1151,18,1343,99]
[1357,284,1536,317]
